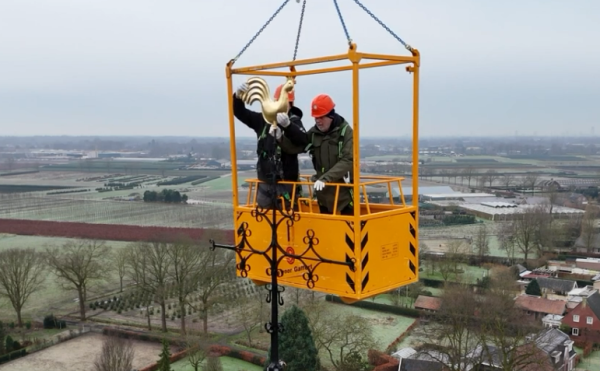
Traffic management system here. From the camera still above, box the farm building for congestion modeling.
[457,202,585,221]
[386,186,493,203]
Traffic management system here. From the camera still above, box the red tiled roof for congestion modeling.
[414,295,442,311]
[515,295,566,315]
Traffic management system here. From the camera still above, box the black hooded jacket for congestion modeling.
[232,93,306,183]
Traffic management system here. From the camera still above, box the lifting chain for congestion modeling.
[292,0,307,61]
[350,0,412,51]
[231,0,292,64]
[332,0,352,45]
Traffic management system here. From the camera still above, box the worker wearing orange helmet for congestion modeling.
[282,94,354,215]
[233,81,306,210]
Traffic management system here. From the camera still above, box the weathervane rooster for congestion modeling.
[237,76,295,129]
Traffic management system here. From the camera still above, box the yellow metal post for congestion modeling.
[349,44,361,219]
[226,63,240,209]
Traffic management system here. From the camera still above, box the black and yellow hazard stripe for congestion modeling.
[359,221,369,291]
[344,221,356,292]
[343,220,370,293]
[408,211,417,276]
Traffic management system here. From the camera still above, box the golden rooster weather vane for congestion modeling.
[238,76,295,129]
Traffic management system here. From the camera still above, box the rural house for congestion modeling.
[560,291,600,343]
[414,295,441,313]
[520,328,577,371]
[536,277,578,297]
[515,295,567,320]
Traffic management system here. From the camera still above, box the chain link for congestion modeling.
[332,0,352,45]
[232,0,292,63]
[350,0,411,50]
[292,0,307,61]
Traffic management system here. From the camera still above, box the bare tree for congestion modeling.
[93,335,135,371]
[167,236,206,334]
[501,173,514,189]
[226,288,268,345]
[498,222,518,265]
[478,267,544,371]
[484,170,499,188]
[0,248,45,327]
[46,240,111,321]
[580,205,599,252]
[462,166,475,188]
[185,335,209,371]
[318,313,377,370]
[418,283,482,371]
[546,183,559,215]
[113,248,128,293]
[474,224,490,261]
[522,174,540,195]
[125,240,171,332]
[194,246,235,333]
[444,240,467,281]
[509,206,549,263]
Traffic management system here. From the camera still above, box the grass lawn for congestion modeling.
[419,263,488,285]
[574,347,600,370]
[171,356,263,371]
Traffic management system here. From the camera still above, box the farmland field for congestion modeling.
[1,332,172,371]
[0,194,233,228]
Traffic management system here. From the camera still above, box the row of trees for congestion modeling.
[143,189,188,203]
[0,233,233,335]
[499,202,599,261]
[417,267,549,371]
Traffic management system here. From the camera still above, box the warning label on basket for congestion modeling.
[381,243,399,261]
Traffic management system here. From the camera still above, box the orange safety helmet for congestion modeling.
[311,94,335,117]
[274,84,295,102]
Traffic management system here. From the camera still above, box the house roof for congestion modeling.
[586,291,600,320]
[393,347,417,360]
[522,273,551,280]
[515,295,567,315]
[536,277,577,293]
[534,328,571,354]
[400,358,443,371]
[574,233,600,249]
[414,295,442,311]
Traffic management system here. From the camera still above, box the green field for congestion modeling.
[171,356,263,371]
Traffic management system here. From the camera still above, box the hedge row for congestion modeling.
[101,327,184,347]
[0,349,27,365]
[191,176,220,186]
[208,344,266,367]
[139,349,189,371]
[325,295,420,318]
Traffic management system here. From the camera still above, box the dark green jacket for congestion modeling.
[305,115,354,213]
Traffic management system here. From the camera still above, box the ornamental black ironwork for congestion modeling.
[210,194,354,370]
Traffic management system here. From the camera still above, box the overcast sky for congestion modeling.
[1,0,599,138]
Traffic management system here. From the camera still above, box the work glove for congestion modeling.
[268,125,282,141]
[235,83,248,98]
[314,180,325,191]
[276,112,290,128]
[343,172,350,184]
